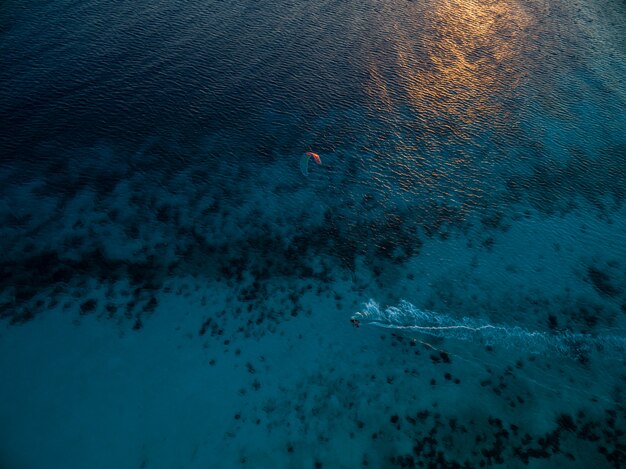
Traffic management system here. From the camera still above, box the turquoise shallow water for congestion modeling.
[1,0,625,467]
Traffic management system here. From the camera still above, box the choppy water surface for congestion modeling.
[1,0,625,467]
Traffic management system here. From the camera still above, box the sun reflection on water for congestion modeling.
[399,0,529,131]
[364,0,534,215]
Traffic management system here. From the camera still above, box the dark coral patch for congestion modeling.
[587,267,619,297]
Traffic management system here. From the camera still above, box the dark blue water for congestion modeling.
[1,0,625,467]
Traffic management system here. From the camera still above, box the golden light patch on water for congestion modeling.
[361,0,537,217]
[365,0,532,135]
[401,0,530,128]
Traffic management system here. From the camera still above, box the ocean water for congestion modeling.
[1,0,625,467]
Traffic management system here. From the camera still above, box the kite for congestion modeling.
[300,151,322,176]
